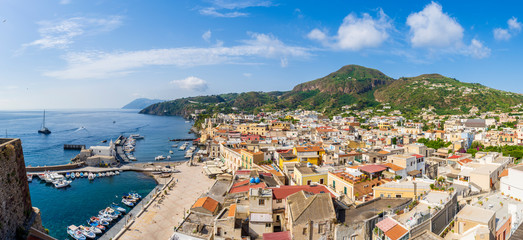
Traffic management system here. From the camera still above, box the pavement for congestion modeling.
[118,162,216,240]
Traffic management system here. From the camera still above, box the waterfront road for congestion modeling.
[118,163,215,240]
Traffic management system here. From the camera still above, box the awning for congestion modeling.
[408,170,422,176]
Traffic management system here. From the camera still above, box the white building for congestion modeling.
[501,166,523,200]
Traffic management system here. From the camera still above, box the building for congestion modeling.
[241,149,265,169]
[373,181,431,199]
[452,205,496,240]
[374,217,409,240]
[191,196,220,216]
[293,146,325,166]
[328,165,387,201]
[388,154,425,177]
[285,191,336,240]
[500,165,523,200]
[293,164,328,186]
[249,188,274,238]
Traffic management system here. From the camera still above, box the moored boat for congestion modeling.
[78,225,96,239]
[67,225,86,240]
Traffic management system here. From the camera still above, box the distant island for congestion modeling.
[139,65,523,117]
[122,98,164,110]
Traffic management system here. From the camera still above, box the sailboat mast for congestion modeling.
[43,110,46,128]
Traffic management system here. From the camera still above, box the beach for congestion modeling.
[118,162,215,240]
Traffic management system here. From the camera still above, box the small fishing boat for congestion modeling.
[155,155,166,161]
[89,217,109,226]
[88,221,106,231]
[80,172,84,178]
[111,203,126,213]
[84,224,101,235]
[129,134,144,139]
[27,174,33,182]
[67,225,86,240]
[78,225,96,238]
[172,144,178,148]
[115,170,120,175]
[166,155,171,160]
[169,150,174,154]
[71,173,75,179]
[75,172,80,178]
[122,199,134,207]
[98,173,103,177]
[84,172,88,177]
[53,179,71,188]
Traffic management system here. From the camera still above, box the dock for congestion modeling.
[63,144,86,150]
[115,135,131,163]
[168,138,196,142]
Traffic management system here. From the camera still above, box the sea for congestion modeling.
[0,109,194,239]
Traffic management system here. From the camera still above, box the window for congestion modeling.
[344,187,347,194]
[266,223,271,227]
[396,194,402,198]
[380,194,384,197]
[303,228,307,235]
[216,227,221,236]
[276,199,282,203]
[259,199,265,206]
[333,180,336,188]
[320,178,324,184]
[276,215,280,221]
[307,180,312,185]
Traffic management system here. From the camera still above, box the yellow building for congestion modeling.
[293,165,328,186]
[293,146,325,166]
[378,122,391,129]
[372,181,431,199]
[240,149,264,169]
[278,151,298,169]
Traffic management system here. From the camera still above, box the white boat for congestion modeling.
[169,150,173,154]
[155,155,166,161]
[128,155,137,161]
[71,173,75,179]
[27,174,33,182]
[78,225,96,239]
[115,170,120,175]
[75,172,80,178]
[53,179,71,188]
[44,172,64,183]
[67,225,86,240]
[129,134,144,139]
[171,144,178,148]
[84,224,101,235]
[166,155,171,160]
[122,199,134,207]
[88,173,95,180]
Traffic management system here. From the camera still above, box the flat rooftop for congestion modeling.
[344,198,410,224]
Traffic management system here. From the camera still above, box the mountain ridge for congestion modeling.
[139,65,523,116]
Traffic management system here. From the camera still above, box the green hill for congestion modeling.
[139,65,523,116]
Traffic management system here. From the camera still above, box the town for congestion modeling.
[168,104,523,240]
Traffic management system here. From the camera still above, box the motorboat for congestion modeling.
[169,150,174,154]
[75,172,80,178]
[88,173,95,180]
[129,134,144,139]
[115,170,120,175]
[53,179,71,188]
[172,144,178,148]
[71,173,75,179]
[166,155,171,160]
[128,155,137,161]
[84,172,88,177]
[27,174,33,182]
[122,199,134,207]
[80,172,84,178]
[65,172,70,178]
[88,221,106,231]
[84,224,101,235]
[98,173,103,177]
[89,217,108,226]
[67,225,86,240]
[78,225,96,239]
[155,155,166,161]
[111,203,126,213]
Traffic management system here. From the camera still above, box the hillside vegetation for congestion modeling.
[139,65,523,116]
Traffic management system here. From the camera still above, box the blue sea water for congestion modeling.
[0,109,194,239]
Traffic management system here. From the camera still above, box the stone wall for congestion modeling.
[0,138,36,239]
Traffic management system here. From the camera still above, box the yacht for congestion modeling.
[37,110,51,135]
[155,155,166,161]
[67,225,86,240]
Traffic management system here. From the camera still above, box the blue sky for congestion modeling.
[1,0,522,109]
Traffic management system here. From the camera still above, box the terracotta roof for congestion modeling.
[295,146,323,152]
[412,154,424,158]
[448,155,461,159]
[383,163,405,172]
[191,197,219,213]
[270,185,335,200]
[376,217,397,232]
[358,164,387,174]
[459,158,473,164]
[263,231,291,240]
[228,204,236,217]
[378,150,390,155]
[499,169,509,178]
[229,182,266,194]
[385,224,408,240]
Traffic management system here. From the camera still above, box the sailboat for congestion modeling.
[37,110,51,134]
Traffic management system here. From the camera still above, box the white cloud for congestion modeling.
[199,0,273,18]
[493,28,511,41]
[170,76,208,92]
[508,17,522,31]
[465,39,491,59]
[493,17,521,41]
[307,9,392,51]
[406,2,463,48]
[44,33,310,79]
[24,16,122,49]
[202,30,212,42]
